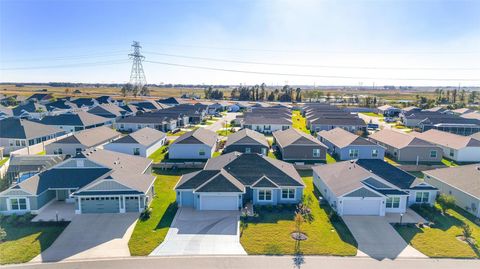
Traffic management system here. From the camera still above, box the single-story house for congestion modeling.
[26,93,53,104]
[424,164,480,218]
[223,129,269,155]
[0,118,65,154]
[313,159,437,216]
[175,152,304,210]
[318,127,385,160]
[368,129,442,163]
[12,101,47,119]
[450,108,473,115]
[5,154,67,185]
[70,98,98,109]
[377,105,401,117]
[168,128,218,159]
[410,129,480,162]
[45,99,78,113]
[46,126,121,156]
[272,128,327,162]
[116,114,178,133]
[104,127,166,157]
[88,104,133,120]
[0,149,155,215]
[36,111,113,133]
[242,115,292,133]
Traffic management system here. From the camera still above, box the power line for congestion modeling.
[1,51,129,63]
[143,51,480,71]
[143,42,480,55]
[144,60,480,82]
[0,60,129,70]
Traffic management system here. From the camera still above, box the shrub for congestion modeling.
[0,226,6,241]
[462,224,473,241]
[139,208,151,221]
[328,210,341,223]
[437,194,456,215]
[6,214,18,225]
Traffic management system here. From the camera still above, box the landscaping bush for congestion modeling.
[0,226,6,241]
[328,210,341,223]
[437,194,456,215]
[5,214,18,225]
[16,213,33,225]
[139,208,152,221]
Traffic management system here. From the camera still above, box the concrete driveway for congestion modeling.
[342,215,426,260]
[31,213,138,262]
[150,207,246,256]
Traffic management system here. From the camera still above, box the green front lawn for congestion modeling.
[292,111,309,134]
[0,220,68,265]
[128,169,198,256]
[395,204,480,258]
[148,145,169,163]
[240,171,357,255]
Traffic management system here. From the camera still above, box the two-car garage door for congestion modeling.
[81,197,120,213]
[342,199,382,216]
[199,195,238,211]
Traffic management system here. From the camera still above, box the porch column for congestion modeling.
[120,196,125,213]
[75,197,82,214]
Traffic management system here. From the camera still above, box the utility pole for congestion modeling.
[129,41,147,89]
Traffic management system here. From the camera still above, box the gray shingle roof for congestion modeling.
[0,118,64,139]
[224,129,269,148]
[424,164,480,198]
[38,111,110,127]
[110,127,166,147]
[173,128,217,147]
[319,128,375,148]
[273,128,327,148]
[53,126,120,147]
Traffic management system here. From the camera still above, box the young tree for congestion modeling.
[294,212,304,235]
[437,194,456,215]
[140,85,150,96]
[462,224,473,242]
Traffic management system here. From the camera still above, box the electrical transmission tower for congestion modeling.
[128,41,147,88]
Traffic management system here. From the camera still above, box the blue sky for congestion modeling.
[1,0,479,86]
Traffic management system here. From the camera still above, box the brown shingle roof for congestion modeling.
[318,127,375,148]
[172,128,217,147]
[368,129,434,149]
[225,129,268,148]
[273,128,326,148]
[424,164,480,198]
[410,129,480,150]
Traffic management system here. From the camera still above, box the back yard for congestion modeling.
[239,171,357,255]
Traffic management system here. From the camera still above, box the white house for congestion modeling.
[410,129,480,162]
[104,127,167,157]
[313,159,437,216]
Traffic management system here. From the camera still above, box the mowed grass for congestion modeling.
[360,112,384,118]
[441,158,459,167]
[148,145,169,163]
[0,221,68,265]
[240,171,357,255]
[395,204,480,258]
[292,111,309,134]
[128,169,198,256]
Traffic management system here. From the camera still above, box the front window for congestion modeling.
[313,149,321,158]
[261,148,267,156]
[386,197,400,208]
[10,198,27,210]
[133,148,140,155]
[199,149,206,156]
[449,149,454,157]
[245,147,251,153]
[76,148,82,154]
[349,149,359,158]
[372,149,378,158]
[282,189,295,199]
[258,189,272,201]
[430,150,437,158]
[415,192,430,203]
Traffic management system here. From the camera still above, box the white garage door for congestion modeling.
[342,199,381,216]
[200,195,238,210]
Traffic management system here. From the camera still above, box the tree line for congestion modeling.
[229,84,302,102]
[120,83,150,97]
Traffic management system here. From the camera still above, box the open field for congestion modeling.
[1,84,444,103]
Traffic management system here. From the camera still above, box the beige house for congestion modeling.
[368,129,442,163]
[424,164,480,218]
